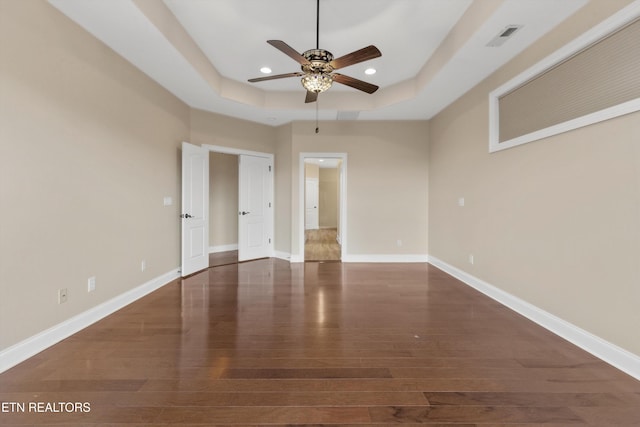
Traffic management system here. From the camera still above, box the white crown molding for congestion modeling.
[428,255,640,381]
[0,268,180,374]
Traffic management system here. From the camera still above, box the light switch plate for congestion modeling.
[58,288,68,303]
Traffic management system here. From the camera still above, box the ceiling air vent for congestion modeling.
[486,25,523,47]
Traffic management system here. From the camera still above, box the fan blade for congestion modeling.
[267,40,310,65]
[305,91,318,103]
[329,45,381,70]
[333,73,379,94]
[248,72,303,83]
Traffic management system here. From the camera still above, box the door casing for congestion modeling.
[297,153,347,262]
[203,144,274,261]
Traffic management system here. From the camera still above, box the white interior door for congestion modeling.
[238,155,272,262]
[181,142,209,276]
[305,178,319,230]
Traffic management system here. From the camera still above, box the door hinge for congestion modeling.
[269,238,271,244]
[268,165,272,172]
[268,202,271,208]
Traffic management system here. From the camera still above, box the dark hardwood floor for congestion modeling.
[209,250,238,267]
[1,259,639,425]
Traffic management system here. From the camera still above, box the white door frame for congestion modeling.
[203,144,274,259]
[298,153,347,262]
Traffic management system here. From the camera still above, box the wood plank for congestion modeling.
[368,405,585,424]
[219,367,393,379]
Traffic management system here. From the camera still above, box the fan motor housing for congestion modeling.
[302,49,334,73]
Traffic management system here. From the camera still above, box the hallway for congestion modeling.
[304,228,341,261]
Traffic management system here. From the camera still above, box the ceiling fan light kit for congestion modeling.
[301,72,333,93]
[300,48,335,93]
[247,0,381,103]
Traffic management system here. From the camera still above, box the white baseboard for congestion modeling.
[209,244,238,253]
[274,251,291,261]
[0,268,180,374]
[428,255,640,381]
[343,254,429,263]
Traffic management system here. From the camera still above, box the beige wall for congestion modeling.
[274,124,292,255]
[319,168,339,228]
[290,121,429,257]
[336,160,343,239]
[428,0,640,355]
[304,163,319,180]
[190,109,277,154]
[209,152,238,248]
[0,1,190,349]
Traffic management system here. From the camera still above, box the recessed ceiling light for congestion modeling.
[319,159,324,162]
[260,67,272,74]
[365,68,376,75]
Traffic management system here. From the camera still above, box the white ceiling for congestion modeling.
[48,0,588,126]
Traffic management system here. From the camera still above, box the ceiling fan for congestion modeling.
[247,0,382,103]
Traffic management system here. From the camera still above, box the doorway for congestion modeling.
[300,153,347,262]
[204,145,274,266]
[208,151,239,267]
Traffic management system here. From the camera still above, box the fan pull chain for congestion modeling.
[315,0,320,133]
[316,0,320,49]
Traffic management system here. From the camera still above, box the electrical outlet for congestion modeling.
[141,260,146,272]
[458,197,465,207]
[396,239,403,247]
[87,276,96,292]
[469,254,474,265]
[58,288,68,304]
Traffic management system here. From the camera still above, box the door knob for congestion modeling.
[240,211,250,215]
[181,213,193,218]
